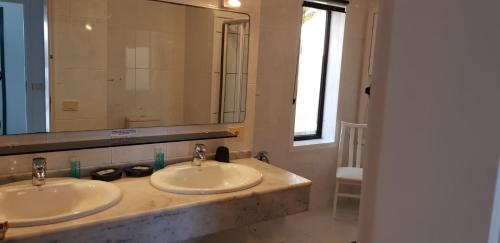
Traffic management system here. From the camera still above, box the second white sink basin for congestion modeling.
[151,161,263,195]
[0,178,122,227]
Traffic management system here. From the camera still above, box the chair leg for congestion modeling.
[332,180,340,217]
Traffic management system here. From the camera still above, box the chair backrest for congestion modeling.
[337,121,368,168]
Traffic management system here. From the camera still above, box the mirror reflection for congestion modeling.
[0,0,250,135]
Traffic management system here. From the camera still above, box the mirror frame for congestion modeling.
[2,0,252,137]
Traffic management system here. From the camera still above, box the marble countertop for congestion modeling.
[3,158,311,242]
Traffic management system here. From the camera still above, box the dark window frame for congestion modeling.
[294,2,345,141]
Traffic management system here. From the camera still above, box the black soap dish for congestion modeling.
[124,165,154,177]
[91,167,123,181]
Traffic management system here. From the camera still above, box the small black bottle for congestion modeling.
[215,146,230,163]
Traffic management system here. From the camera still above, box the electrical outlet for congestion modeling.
[228,126,244,137]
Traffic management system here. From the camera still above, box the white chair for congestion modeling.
[333,121,368,217]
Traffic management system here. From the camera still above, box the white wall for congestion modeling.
[358,0,500,242]
[254,0,376,209]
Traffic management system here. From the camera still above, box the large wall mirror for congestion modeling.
[0,0,250,136]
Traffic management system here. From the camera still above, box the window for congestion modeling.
[294,1,346,142]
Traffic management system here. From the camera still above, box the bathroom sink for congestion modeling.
[150,161,263,195]
[0,178,122,227]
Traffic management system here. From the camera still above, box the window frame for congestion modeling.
[294,2,346,141]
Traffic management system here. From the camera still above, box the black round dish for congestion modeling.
[124,165,154,177]
[91,167,123,181]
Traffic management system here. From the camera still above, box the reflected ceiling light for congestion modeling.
[85,23,93,31]
[227,0,241,8]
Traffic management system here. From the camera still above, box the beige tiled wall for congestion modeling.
[51,0,109,132]
[107,0,188,128]
[51,0,188,131]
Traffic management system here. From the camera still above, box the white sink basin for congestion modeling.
[0,178,122,227]
[151,161,263,195]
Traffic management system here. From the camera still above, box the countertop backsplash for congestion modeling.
[0,148,252,185]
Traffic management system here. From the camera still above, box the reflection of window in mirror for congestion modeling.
[293,1,346,144]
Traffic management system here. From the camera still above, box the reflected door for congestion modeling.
[0,0,27,135]
[0,0,47,135]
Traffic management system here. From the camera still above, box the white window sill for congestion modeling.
[292,138,336,151]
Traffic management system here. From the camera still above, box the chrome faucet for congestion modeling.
[32,157,47,186]
[192,144,207,166]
